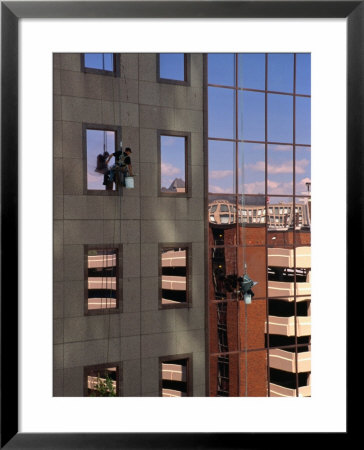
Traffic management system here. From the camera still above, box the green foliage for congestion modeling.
[90,373,116,397]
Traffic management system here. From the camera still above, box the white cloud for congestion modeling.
[161,162,181,177]
[209,170,234,179]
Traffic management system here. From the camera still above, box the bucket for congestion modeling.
[125,176,134,189]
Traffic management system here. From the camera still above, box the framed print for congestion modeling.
[1,1,357,448]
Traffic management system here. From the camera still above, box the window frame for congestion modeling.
[81,53,120,77]
[159,243,192,310]
[84,244,123,316]
[159,354,193,397]
[83,362,122,397]
[83,123,122,196]
[156,53,191,86]
[157,130,191,198]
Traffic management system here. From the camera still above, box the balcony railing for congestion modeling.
[265,315,311,337]
[269,349,311,373]
[269,383,311,397]
[268,247,311,269]
[268,281,311,301]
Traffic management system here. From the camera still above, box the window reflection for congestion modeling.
[268,53,294,93]
[160,135,186,193]
[239,143,265,195]
[87,249,117,311]
[295,147,311,195]
[238,91,265,141]
[296,97,311,145]
[86,129,116,191]
[161,247,188,305]
[85,366,118,397]
[84,53,114,72]
[208,141,235,193]
[296,54,311,95]
[159,53,185,81]
[208,87,235,139]
[208,53,235,87]
[267,144,293,195]
[267,94,293,143]
[238,53,265,90]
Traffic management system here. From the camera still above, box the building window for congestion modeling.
[159,355,192,397]
[84,363,120,396]
[82,53,120,76]
[158,131,190,196]
[83,124,121,194]
[157,53,190,85]
[85,246,122,314]
[159,244,191,308]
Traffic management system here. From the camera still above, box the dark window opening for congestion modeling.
[268,267,308,283]
[217,356,229,396]
[270,368,310,389]
[269,299,309,317]
[267,334,310,348]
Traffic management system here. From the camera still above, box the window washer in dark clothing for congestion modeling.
[104,146,133,188]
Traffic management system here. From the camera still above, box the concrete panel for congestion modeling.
[192,351,206,387]
[175,197,204,222]
[53,369,64,396]
[53,53,61,69]
[122,359,141,396]
[60,70,113,101]
[53,281,64,319]
[54,158,64,196]
[54,69,61,95]
[53,344,64,369]
[64,338,120,368]
[192,243,204,276]
[60,53,81,72]
[54,196,64,220]
[64,195,104,220]
[120,335,140,361]
[138,54,157,82]
[141,276,159,311]
[120,53,139,80]
[63,366,84,397]
[141,332,176,358]
[175,329,205,354]
[119,312,141,337]
[64,280,84,318]
[174,307,204,332]
[63,158,83,195]
[54,319,64,345]
[191,132,204,166]
[174,220,204,243]
[141,357,159,394]
[141,309,176,335]
[122,277,141,313]
[140,197,176,221]
[61,96,102,123]
[140,162,158,197]
[53,95,61,121]
[190,54,204,88]
[174,86,203,111]
[123,243,141,278]
[191,275,205,309]
[62,121,82,159]
[53,121,63,158]
[140,220,175,243]
[139,105,174,130]
[121,126,140,163]
[139,81,160,106]
[54,220,64,282]
[159,84,175,108]
[120,102,139,128]
[64,220,103,245]
[174,108,203,133]
[193,384,206,397]
[65,314,123,342]
[191,164,204,198]
[64,244,84,281]
[139,128,157,164]
[142,391,159,397]
[140,244,158,277]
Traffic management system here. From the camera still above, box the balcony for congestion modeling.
[162,275,186,291]
[162,389,187,397]
[269,349,311,373]
[161,249,186,267]
[88,254,116,269]
[88,277,116,290]
[269,383,311,397]
[268,247,311,269]
[162,363,187,382]
[265,315,311,337]
[268,281,311,301]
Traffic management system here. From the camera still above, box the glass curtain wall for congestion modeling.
[207,53,311,397]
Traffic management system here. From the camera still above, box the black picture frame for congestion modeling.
[1,1,356,448]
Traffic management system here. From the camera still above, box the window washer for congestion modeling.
[104,145,133,189]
